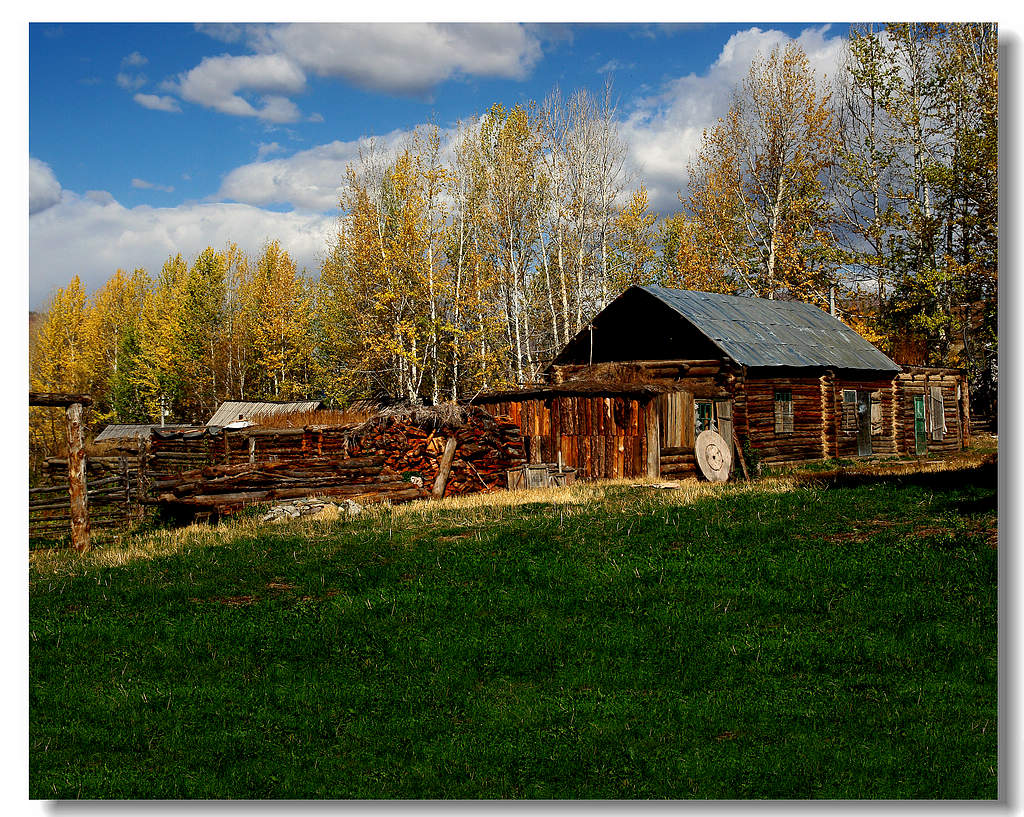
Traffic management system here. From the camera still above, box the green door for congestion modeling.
[913,395,927,455]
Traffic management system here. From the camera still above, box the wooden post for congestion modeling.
[733,430,751,481]
[644,400,660,479]
[30,392,93,553]
[65,401,91,553]
[431,436,459,498]
[961,373,972,448]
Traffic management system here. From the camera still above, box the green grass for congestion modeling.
[29,462,998,799]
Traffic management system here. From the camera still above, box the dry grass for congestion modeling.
[28,475,803,578]
[30,440,995,578]
[29,522,234,577]
[248,406,375,428]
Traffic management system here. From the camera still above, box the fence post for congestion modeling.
[30,392,93,553]
[65,401,91,553]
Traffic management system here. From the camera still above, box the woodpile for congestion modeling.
[144,405,526,515]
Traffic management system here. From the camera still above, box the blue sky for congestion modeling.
[29,21,851,308]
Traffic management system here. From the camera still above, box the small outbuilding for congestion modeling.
[206,400,322,428]
[475,285,969,480]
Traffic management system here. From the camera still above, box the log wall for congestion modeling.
[735,375,826,463]
[548,359,735,399]
[894,368,968,456]
[829,377,899,458]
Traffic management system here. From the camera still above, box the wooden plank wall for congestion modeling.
[476,395,655,480]
[894,369,966,456]
[657,391,697,479]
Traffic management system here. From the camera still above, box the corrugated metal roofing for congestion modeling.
[94,424,196,442]
[639,286,900,372]
[206,400,322,427]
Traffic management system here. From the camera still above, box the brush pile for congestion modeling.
[146,404,526,516]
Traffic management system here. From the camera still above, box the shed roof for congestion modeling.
[93,423,195,443]
[206,400,322,427]
[553,286,900,373]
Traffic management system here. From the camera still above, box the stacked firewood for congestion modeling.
[145,405,526,515]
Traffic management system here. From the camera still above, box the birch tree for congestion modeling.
[683,42,840,305]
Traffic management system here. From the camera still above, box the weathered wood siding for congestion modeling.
[477,395,656,480]
[549,359,734,398]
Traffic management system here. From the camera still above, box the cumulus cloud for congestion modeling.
[29,190,334,307]
[29,158,62,215]
[218,129,414,211]
[248,23,543,95]
[619,25,845,212]
[164,53,306,122]
[134,93,182,113]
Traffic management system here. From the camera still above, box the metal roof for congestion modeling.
[206,400,322,427]
[638,286,900,372]
[93,424,195,443]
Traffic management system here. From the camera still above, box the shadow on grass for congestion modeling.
[792,456,996,497]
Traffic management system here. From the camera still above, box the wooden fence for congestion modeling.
[30,453,146,540]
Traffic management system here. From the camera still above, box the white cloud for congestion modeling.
[251,23,542,95]
[619,25,845,212]
[162,23,542,123]
[29,190,334,307]
[121,51,148,68]
[117,52,149,91]
[165,53,307,122]
[218,129,413,211]
[597,58,634,74]
[256,142,283,159]
[132,178,175,193]
[194,23,245,44]
[117,71,148,91]
[29,158,62,215]
[134,93,181,113]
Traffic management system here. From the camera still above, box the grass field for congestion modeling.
[29,454,998,799]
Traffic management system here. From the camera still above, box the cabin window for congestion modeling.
[930,386,945,441]
[841,390,857,432]
[774,390,794,434]
[870,391,882,436]
[695,400,715,434]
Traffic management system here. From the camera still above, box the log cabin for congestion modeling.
[473,286,970,480]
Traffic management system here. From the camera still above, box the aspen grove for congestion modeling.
[30,26,998,463]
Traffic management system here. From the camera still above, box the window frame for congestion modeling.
[774,389,794,435]
[841,389,858,432]
[695,399,715,434]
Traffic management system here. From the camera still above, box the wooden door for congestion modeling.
[913,395,927,455]
[658,391,694,451]
[857,390,872,456]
